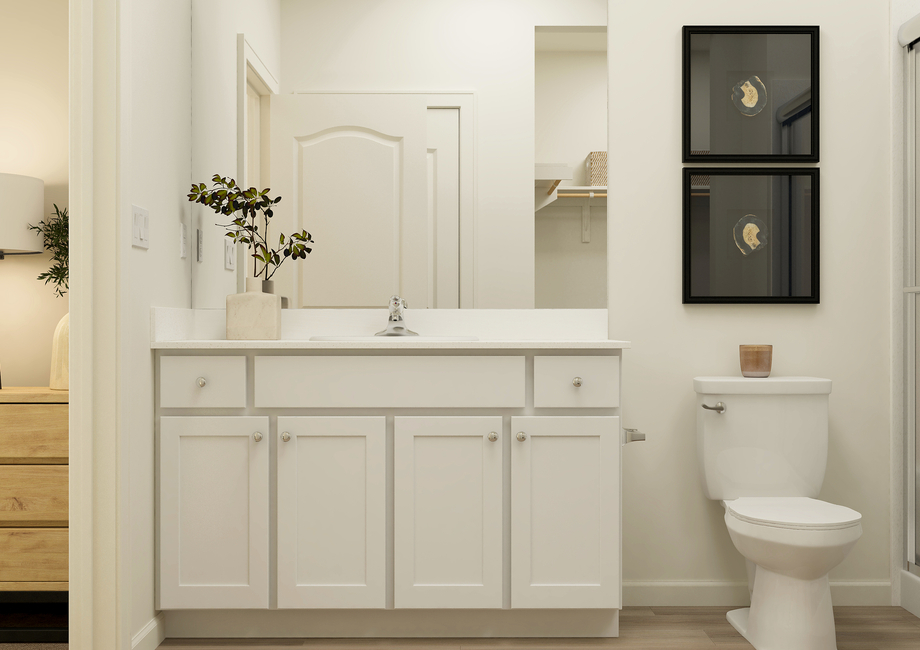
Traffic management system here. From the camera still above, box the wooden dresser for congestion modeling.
[0,387,68,592]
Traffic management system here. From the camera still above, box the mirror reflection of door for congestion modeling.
[268,93,466,309]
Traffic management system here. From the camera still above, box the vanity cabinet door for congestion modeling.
[159,417,269,609]
[394,417,503,608]
[511,416,620,609]
[276,417,386,608]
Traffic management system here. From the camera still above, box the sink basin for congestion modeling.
[309,335,479,342]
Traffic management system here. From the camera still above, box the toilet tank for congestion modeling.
[695,376,832,501]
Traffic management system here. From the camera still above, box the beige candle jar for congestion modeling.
[740,345,773,378]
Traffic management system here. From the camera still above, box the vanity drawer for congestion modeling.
[160,356,247,408]
[534,356,619,408]
[255,356,525,408]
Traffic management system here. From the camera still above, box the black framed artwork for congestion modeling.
[682,26,819,163]
[683,168,819,304]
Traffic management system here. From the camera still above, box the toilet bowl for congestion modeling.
[723,497,862,650]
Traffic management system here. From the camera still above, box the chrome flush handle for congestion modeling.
[701,402,726,414]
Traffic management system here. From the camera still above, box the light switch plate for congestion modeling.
[224,238,236,271]
[180,223,188,259]
[132,205,149,249]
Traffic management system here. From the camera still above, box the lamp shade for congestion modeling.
[0,172,44,255]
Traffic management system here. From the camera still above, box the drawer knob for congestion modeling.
[281,431,291,443]
[573,377,583,387]
[197,377,207,388]
[253,432,263,442]
[516,431,527,442]
[487,431,499,442]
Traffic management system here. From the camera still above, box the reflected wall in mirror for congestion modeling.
[534,26,608,308]
[200,0,608,310]
[683,26,819,163]
[683,168,819,304]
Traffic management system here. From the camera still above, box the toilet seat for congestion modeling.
[725,497,861,531]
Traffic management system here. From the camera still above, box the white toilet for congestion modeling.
[695,376,862,650]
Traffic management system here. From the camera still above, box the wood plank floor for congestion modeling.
[159,606,920,649]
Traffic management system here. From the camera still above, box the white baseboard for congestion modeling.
[623,580,892,607]
[901,569,920,618]
[132,613,165,650]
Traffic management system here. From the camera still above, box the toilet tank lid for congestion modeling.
[694,376,832,395]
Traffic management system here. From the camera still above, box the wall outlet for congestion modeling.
[180,223,188,259]
[224,238,236,271]
[132,205,150,249]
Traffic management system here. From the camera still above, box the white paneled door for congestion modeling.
[394,417,503,608]
[159,417,269,609]
[270,93,430,309]
[511,416,620,608]
[276,417,386,608]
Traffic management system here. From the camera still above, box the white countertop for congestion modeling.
[150,307,631,351]
[152,338,629,350]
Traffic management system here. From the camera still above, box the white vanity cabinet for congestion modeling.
[154,342,627,637]
[394,416,503,608]
[159,416,270,609]
[511,416,620,608]
[276,416,387,609]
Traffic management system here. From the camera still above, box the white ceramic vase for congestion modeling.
[50,312,69,390]
[226,277,281,340]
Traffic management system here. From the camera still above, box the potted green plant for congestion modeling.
[188,175,314,339]
[28,205,69,389]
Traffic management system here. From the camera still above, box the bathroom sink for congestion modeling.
[309,335,479,341]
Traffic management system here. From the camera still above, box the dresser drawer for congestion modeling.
[255,356,525,408]
[0,405,68,464]
[0,466,68,527]
[0,528,68,582]
[160,356,247,408]
[534,356,619,408]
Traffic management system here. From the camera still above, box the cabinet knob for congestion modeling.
[253,432,263,442]
[281,431,291,442]
[516,431,527,442]
[487,431,499,442]
[197,377,207,388]
[573,377,582,387]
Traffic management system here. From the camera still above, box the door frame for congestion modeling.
[236,35,279,292]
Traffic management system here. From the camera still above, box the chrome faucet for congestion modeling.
[375,295,418,336]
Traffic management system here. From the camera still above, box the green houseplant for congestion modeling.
[28,204,69,389]
[29,204,68,297]
[188,175,314,340]
[188,175,313,281]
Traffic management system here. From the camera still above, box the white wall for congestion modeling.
[278,0,605,309]
[535,49,607,308]
[191,0,281,308]
[126,0,194,638]
[0,0,70,387]
[610,0,893,604]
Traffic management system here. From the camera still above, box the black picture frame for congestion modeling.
[682,26,819,163]
[682,168,819,304]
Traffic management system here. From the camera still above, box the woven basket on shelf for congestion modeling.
[586,151,607,186]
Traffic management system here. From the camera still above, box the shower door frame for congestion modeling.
[905,44,919,577]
